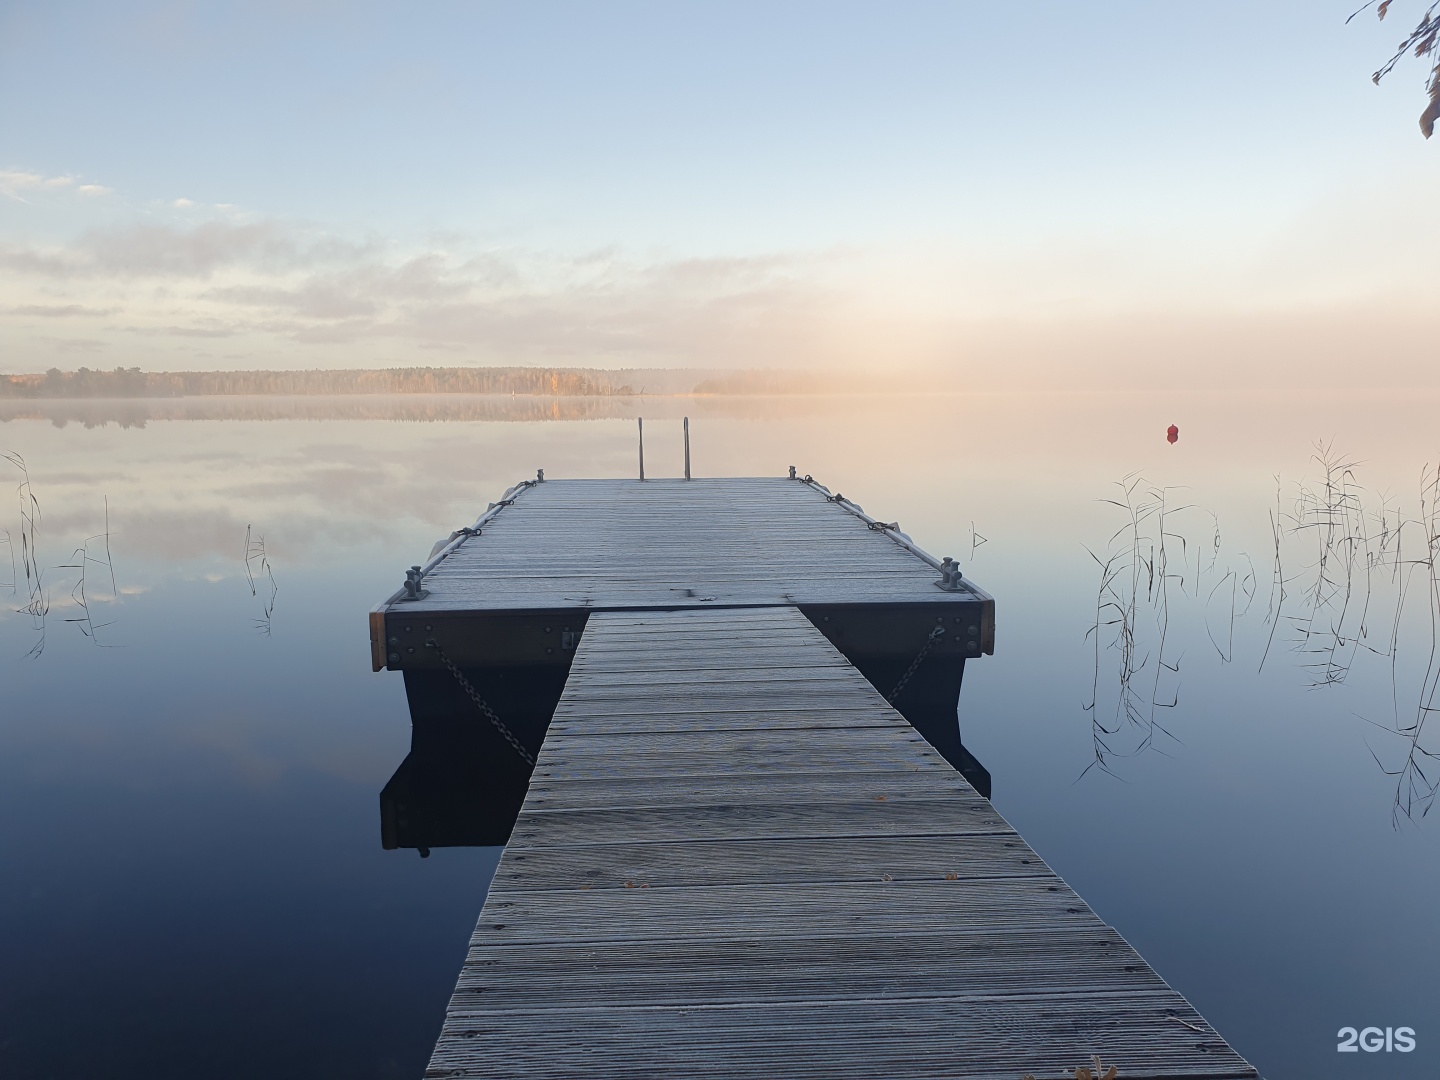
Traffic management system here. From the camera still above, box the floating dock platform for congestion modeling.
[369,471,1256,1079]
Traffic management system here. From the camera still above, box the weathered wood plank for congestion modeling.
[524,772,979,808]
[429,994,1249,1080]
[475,878,1105,943]
[530,749,954,781]
[490,833,1052,889]
[506,797,1009,846]
[452,926,1174,1007]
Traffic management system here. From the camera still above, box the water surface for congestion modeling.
[3,390,1438,1078]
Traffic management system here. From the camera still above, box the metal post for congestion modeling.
[683,417,691,480]
[638,417,645,481]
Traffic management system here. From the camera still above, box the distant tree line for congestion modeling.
[0,366,637,398]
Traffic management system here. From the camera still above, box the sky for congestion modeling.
[1,0,1437,387]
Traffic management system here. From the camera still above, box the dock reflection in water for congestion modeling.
[382,721,529,851]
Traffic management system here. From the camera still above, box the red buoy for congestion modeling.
[1166,424,1179,445]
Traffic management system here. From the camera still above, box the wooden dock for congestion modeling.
[382,475,996,614]
[370,472,1256,1078]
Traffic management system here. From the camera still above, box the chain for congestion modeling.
[887,625,946,704]
[426,640,536,766]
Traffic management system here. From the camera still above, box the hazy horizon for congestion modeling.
[4,3,1439,390]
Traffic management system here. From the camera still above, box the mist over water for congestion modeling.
[2,390,1439,1078]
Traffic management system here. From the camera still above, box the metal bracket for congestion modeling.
[402,566,430,600]
[935,556,965,592]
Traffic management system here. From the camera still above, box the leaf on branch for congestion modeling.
[1421,80,1440,136]
[1379,0,1393,19]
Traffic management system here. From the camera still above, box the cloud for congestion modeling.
[0,169,68,191]
[3,220,382,282]
[50,337,107,353]
[119,322,239,338]
[206,282,380,320]
[0,217,822,355]
[0,247,81,275]
[7,304,119,317]
[0,169,105,200]
[1,170,45,199]
[173,198,195,208]
[81,220,301,276]
[1,202,1437,387]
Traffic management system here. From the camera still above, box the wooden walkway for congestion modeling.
[399,477,994,613]
[426,607,1255,1079]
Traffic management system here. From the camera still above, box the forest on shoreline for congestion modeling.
[0,366,635,398]
[0,366,877,399]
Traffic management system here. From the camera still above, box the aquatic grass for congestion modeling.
[1081,475,1194,777]
[3,450,48,657]
[57,497,120,647]
[1090,446,1440,824]
[1251,445,1440,822]
[1,526,14,592]
[968,520,987,560]
[1361,461,1440,825]
[1258,480,1287,672]
[243,524,278,635]
[1285,443,1375,687]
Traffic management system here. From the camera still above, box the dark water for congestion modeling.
[2,391,1438,1078]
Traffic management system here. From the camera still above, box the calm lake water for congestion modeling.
[2,391,1438,1079]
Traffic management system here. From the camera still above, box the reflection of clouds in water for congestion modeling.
[117,509,261,563]
[8,390,1440,578]
[0,697,404,790]
[0,393,892,428]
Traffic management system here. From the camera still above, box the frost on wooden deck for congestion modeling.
[425,607,1256,1080]
[404,477,990,612]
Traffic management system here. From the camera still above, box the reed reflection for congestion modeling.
[242,525,277,636]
